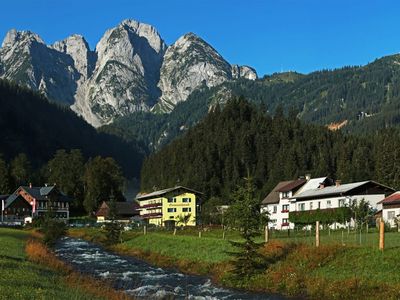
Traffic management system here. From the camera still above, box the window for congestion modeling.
[388,211,395,220]
[273,205,277,213]
[338,199,345,207]
[318,201,321,209]
[327,200,331,208]
[168,198,177,203]
[182,207,191,212]
[167,208,177,213]
[182,198,191,203]
[298,203,305,211]
[309,202,313,210]
[282,218,289,226]
[282,192,289,198]
[169,216,174,219]
[282,204,289,212]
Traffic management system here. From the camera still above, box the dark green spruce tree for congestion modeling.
[226,177,268,279]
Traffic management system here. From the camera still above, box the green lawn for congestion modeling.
[69,226,400,298]
[122,232,235,263]
[0,228,102,300]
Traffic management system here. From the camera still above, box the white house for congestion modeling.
[262,176,394,230]
[261,178,307,230]
[290,180,394,228]
[378,192,400,228]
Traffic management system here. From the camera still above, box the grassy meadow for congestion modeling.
[0,228,130,300]
[69,226,400,299]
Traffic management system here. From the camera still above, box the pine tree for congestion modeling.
[225,177,269,279]
[10,153,31,186]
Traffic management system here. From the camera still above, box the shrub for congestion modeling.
[41,219,67,247]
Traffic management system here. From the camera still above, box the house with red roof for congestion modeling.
[261,175,317,230]
[378,192,400,228]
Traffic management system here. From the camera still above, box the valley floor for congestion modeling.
[0,228,129,300]
[69,227,400,300]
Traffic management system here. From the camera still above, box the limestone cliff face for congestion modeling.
[0,20,257,126]
[154,33,234,113]
[71,19,167,126]
[0,29,80,104]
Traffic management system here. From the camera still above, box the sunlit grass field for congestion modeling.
[69,226,400,298]
[0,228,102,300]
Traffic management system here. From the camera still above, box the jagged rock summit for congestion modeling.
[0,19,257,126]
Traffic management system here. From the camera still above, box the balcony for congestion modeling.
[281,210,289,213]
[141,212,162,219]
[140,203,162,209]
[281,222,290,227]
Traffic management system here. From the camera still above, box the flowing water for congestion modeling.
[55,237,287,299]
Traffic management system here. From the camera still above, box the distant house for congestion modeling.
[3,184,71,222]
[261,176,395,230]
[136,186,202,226]
[96,201,139,223]
[378,192,400,227]
[261,177,309,230]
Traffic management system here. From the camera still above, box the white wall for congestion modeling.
[264,193,386,230]
[382,207,400,227]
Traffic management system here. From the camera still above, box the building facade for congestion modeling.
[96,201,139,223]
[379,192,400,227]
[3,185,70,222]
[136,186,202,226]
[262,176,394,230]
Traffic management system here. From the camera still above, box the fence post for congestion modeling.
[265,225,269,243]
[198,231,201,238]
[173,228,177,236]
[316,221,320,247]
[341,229,344,246]
[143,225,146,235]
[379,219,385,251]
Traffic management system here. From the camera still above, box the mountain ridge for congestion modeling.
[0,19,257,127]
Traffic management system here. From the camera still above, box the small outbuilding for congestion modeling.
[96,201,139,223]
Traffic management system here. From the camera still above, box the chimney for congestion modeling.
[45,183,48,187]
[305,174,311,181]
[319,183,325,189]
[29,182,32,188]
[335,180,341,187]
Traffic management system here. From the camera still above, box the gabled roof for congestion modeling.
[292,180,393,200]
[96,201,139,217]
[136,186,203,200]
[278,179,306,192]
[262,181,293,205]
[4,193,20,209]
[294,177,328,196]
[378,191,400,205]
[19,185,57,200]
[5,185,70,209]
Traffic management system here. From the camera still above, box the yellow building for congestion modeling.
[136,186,202,226]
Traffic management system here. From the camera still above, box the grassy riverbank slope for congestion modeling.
[69,227,400,299]
[0,228,129,300]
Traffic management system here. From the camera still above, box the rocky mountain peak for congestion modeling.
[52,34,95,79]
[153,32,233,113]
[0,20,258,125]
[2,29,44,48]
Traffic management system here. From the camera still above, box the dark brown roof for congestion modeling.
[261,181,293,205]
[378,192,400,205]
[278,179,307,193]
[96,201,139,217]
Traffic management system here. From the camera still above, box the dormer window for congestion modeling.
[282,192,289,198]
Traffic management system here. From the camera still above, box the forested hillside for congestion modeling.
[140,98,400,200]
[0,79,145,178]
[102,53,400,151]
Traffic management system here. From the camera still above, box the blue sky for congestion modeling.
[1,0,399,76]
